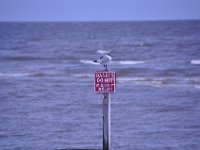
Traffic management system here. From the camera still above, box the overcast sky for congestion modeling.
[0,0,200,21]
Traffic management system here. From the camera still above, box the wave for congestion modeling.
[80,60,145,65]
[0,72,47,77]
[191,60,200,65]
[1,56,42,61]
[71,75,200,87]
[194,85,200,89]
[97,49,110,54]
[117,77,163,86]
[79,60,98,65]
[133,41,145,47]
[72,73,93,78]
[117,77,200,87]
[112,60,145,65]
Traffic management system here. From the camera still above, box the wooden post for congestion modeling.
[103,93,110,150]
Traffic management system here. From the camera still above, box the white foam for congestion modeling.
[0,72,35,77]
[118,77,146,81]
[80,60,98,65]
[0,72,48,77]
[117,77,163,87]
[194,85,200,89]
[72,74,93,78]
[97,49,110,54]
[112,60,145,65]
[80,59,145,65]
[190,60,200,65]
[133,41,144,47]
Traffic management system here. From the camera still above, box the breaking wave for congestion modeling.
[112,60,145,65]
[79,60,98,65]
[97,49,110,54]
[0,72,47,77]
[72,73,93,78]
[190,60,200,65]
[117,77,200,87]
[194,85,200,89]
[80,60,145,65]
[1,56,43,61]
[117,77,163,86]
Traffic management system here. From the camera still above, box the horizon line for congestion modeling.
[0,18,200,23]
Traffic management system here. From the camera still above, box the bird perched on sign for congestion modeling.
[93,53,112,71]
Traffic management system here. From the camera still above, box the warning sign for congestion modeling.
[94,71,116,94]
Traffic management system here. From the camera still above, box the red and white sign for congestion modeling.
[94,71,116,94]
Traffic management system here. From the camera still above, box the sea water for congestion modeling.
[0,20,200,150]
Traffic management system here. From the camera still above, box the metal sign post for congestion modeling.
[94,69,116,150]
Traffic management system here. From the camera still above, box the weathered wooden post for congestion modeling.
[103,93,110,150]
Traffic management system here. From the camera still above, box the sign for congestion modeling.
[94,71,116,94]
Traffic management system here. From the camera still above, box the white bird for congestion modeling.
[93,53,112,71]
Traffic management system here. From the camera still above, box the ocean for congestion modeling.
[0,20,200,150]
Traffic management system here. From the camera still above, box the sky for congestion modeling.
[0,0,200,21]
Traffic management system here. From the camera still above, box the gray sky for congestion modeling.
[0,0,200,21]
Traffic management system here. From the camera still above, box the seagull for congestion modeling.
[93,53,112,71]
